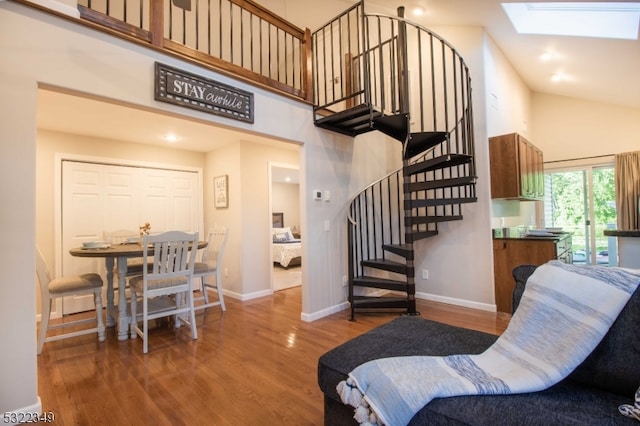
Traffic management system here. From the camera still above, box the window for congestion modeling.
[544,164,617,265]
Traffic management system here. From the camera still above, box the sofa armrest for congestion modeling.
[510,262,640,397]
[511,264,538,314]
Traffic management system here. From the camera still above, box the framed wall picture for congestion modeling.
[214,175,228,209]
[272,212,284,228]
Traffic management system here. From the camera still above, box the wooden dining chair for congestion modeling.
[36,247,105,354]
[194,227,228,311]
[129,230,199,353]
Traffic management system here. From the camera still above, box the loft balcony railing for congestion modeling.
[75,0,312,101]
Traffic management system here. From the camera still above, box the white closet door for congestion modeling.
[61,160,200,314]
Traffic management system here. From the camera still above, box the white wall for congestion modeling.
[272,182,300,231]
[482,33,540,231]
[403,26,496,309]
[203,141,300,298]
[532,93,640,162]
[0,31,39,420]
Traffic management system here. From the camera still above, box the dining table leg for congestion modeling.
[104,257,116,328]
[116,256,131,341]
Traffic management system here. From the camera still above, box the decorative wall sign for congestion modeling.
[214,175,229,209]
[155,62,254,123]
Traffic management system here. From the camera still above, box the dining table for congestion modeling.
[69,240,207,341]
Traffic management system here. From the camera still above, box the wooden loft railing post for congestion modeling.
[302,28,313,104]
[150,0,164,48]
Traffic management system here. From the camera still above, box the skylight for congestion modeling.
[502,2,640,40]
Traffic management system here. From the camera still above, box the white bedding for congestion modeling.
[272,226,301,268]
[272,240,302,268]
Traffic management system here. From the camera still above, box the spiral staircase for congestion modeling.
[312,2,477,320]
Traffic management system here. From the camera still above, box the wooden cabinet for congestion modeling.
[493,234,572,312]
[489,133,543,200]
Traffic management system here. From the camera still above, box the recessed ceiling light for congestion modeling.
[540,52,554,61]
[550,71,571,83]
[412,7,425,16]
[502,2,640,40]
[164,133,179,143]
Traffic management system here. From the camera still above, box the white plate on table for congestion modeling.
[82,241,110,249]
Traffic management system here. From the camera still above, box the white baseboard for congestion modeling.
[299,293,495,323]
[3,397,42,426]
[301,301,349,322]
[415,291,497,312]
[224,288,273,301]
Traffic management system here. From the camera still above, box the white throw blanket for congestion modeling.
[337,260,640,426]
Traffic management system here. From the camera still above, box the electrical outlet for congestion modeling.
[422,269,429,280]
[342,276,348,287]
[224,268,228,277]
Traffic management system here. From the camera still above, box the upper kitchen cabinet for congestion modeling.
[489,133,544,200]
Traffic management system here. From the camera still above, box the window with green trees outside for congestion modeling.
[544,165,616,266]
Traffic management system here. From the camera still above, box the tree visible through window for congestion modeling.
[545,166,616,265]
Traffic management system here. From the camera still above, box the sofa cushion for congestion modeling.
[322,328,635,426]
[413,379,634,426]
[512,264,640,397]
[317,316,498,401]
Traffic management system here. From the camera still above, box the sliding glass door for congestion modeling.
[544,164,616,266]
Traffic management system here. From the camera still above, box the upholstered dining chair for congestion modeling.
[193,227,228,312]
[129,230,199,353]
[36,247,105,355]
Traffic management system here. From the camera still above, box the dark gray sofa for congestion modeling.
[318,265,640,425]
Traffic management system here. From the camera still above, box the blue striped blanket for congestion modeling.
[337,261,640,425]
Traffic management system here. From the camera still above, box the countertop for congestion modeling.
[603,230,640,237]
[493,232,571,241]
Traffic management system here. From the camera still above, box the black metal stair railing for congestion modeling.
[314,2,476,318]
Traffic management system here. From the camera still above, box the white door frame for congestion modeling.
[268,161,300,292]
[544,160,615,266]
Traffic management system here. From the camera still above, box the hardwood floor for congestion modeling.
[37,289,510,425]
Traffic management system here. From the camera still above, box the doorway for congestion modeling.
[269,162,301,291]
[543,163,617,266]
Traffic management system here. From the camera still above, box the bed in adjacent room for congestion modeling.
[272,226,301,268]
